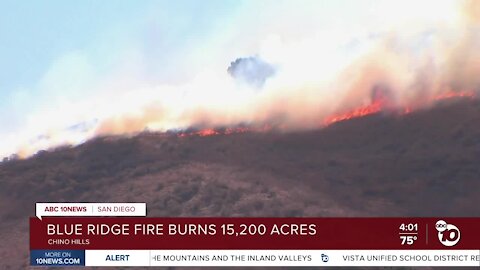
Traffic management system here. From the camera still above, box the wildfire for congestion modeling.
[177,126,260,138]
[323,99,384,125]
[176,90,476,138]
[177,129,217,137]
[433,90,475,101]
[323,90,476,126]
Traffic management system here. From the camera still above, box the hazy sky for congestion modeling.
[0,0,239,126]
[0,0,461,157]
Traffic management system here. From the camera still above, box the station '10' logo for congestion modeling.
[435,220,460,247]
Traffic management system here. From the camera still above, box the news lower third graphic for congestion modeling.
[30,203,480,267]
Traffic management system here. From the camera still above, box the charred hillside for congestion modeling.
[0,97,480,267]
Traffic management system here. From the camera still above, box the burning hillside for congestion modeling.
[324,90,476,125]
[1,97,480,268]
[171,90,477,138]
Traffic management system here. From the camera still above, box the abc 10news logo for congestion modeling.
[435,220,460,247]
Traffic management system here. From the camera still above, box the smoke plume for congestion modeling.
[5,0,480,158]
[227,56,276,88]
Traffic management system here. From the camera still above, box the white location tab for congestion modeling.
[35,203,146,220]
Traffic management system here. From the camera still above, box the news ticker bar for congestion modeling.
[31,249,480,267]
[31,217,480,249]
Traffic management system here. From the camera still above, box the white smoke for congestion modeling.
[3,0,480,159]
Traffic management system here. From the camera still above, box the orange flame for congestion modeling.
[323,99,384,125]
[177,126,266,138]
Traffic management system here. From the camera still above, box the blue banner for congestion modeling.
[31,250,85,266]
